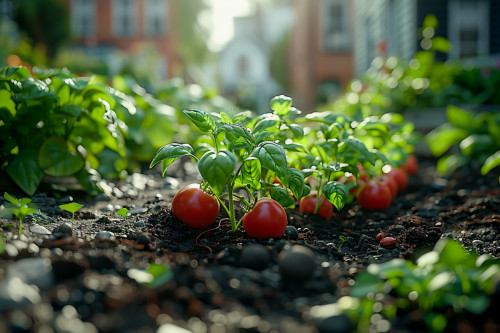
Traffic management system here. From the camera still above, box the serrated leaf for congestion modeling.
[270,95,292,116]
[198,150,237,196]
[182,109,217,132]
[322,181,349,211]
[269,186,295,209]
[236,157,261,190]
[282,168,307,199]
[218,124,255,144]
[150,143,195,176]
[481,150,500,176]
[250,141,287,178]
[253,114,279,133]
[287,123,304,139]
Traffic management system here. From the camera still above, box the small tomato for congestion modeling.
[405,154,418,175]
[172,184,219,228]
[387,166,408,191]
[379,174,398,199]
[299,192,334,221]
[242,198,288,238]
[356,180,392,210]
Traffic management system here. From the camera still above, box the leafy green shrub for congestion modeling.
[341,238,500,332]
[425,106,500,181]
[0,66,128,195]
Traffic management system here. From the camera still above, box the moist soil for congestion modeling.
[0,158,499,333]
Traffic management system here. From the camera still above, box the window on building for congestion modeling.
[449,0,489,58]
[323,0,350,51]
[144,0,167,36]
[112,0,137,37]
[71,0,95,37]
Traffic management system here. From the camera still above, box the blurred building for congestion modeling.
[354,0,500,76]
[218,1,295,113]
[288,0,354,111]
[64,0,177,78]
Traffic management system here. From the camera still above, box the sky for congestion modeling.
[204,0,254,51]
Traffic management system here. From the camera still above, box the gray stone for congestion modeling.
[95,231,115,240]
[278,245,316,282]
[240,244,271,270]
[0,277,42,312]
[6,257,55,289]
[29,224,52,236]
[52,223,73,238]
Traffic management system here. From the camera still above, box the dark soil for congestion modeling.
[1,159,499,333]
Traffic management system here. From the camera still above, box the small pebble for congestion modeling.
[380,237,397,249]
[393,225,407,233]
[52,223,73,238]
[240,244,271,270]
[284,225,298,239]
[317,314,352,333]
[129,207,148,215]
[278,245,315,282]
[29,225,52,236]
[95,231,115,240]
[134,221,145,228]
[136,233,151,246]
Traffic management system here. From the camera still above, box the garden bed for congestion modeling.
[0,158,499,333]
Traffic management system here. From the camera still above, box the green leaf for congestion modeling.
[6,149,44,196]
[342,138,375,165]
[236,157,261,191]
[250,141,288,177]
[220,111,232,124]
[39,137,84,176]
[253,114,279,133]
[436,154,465,175]
[58,104,83,117]
[59,202,83,214]
[270,95,292,116]
[19,78,57,101]
[446,105,478,129]
[426,123,469,156]
[350,271,383,298]
[182,109,217,133]
[198,150,237,196]
[231,111,253,124]
[269,186,295,209]
[0,66,31,79]
[254,130,272,143]
[431,36,451,53]
[0,90,16,117]
[4,192,19,206]
[218,124,255,144]
[287,123,304,139]
[147,263,174,288]
[282,168,307,199]
[481,150,500,175]
[150,143,195,176]
[116,207,129,218]
[322,181,349,211]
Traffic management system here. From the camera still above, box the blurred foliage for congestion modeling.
[426,105,500,181]
[321,15,500,120]
[341,238,500,332]
[270,30,291,91]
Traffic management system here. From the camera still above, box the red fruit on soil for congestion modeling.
[380,174,398,199]
[375,232,386,242]
[356,180,392,210]
[405,154,418,175]
[299,192,334,221]
[172,184,219,229]
[242,198,288,238]
[387,166,408,191]
[380,237,397,248]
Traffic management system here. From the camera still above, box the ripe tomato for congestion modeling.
[242,198,288,238]
[405,154,418,175]
[299,192,333,221]
[387,166,408,191]
[379,174,398,199]
[171,184,219,228]
[356,180,392,210]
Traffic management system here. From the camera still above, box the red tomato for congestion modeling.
[387,166,408,191]
[242,198,288,238]
[172,184,219,228]
[299,192,333,221]
[356,180,392,210]
[405,154,418,175]
[337,175,360,195]
[380,174,398,199]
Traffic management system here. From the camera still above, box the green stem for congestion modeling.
[227,184,237,231]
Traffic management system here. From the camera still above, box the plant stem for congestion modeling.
[226,184,237,231]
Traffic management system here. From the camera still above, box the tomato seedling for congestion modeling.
[150,97,309,235]
[116,208,129,219]
[2,192,38,235]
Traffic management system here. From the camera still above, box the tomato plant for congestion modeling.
[299,192,333,221]
[242,198,287,238]
[356,180,392,210]
[171,184,219,228]
[150,97,309,234]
